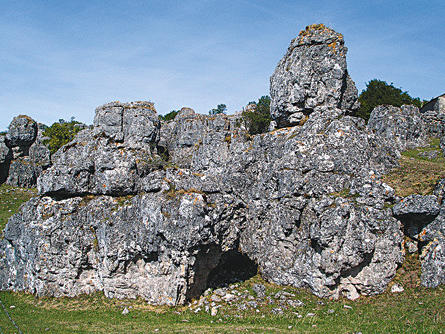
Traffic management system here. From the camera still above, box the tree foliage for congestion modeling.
[159,110,179,121]
[42,119,83,154]
[209,104,227,115]
[357,79,423,121]
[242,96,271,135]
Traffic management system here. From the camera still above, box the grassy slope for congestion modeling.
[0,156,445,333]
[383,138,445,197]
[0,184,36,231]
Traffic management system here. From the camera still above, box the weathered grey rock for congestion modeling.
[158,109,245,171]
[38,102,161,196]
[270,24,359,128]
[0,136,12,183]
[93,101,160,148]
[0,24,423,305]
[418,210,445,288]
[29,140,51,168]
[391,181,444,288]
[0,185,245,305]
[6,157,44,188]
[236,109,403,300]
[421,94,445,137]
[252,284,266,299]
[1,116,53,187]
[5,115,38,155]
[393,194,440,239]
[367,105,428,152]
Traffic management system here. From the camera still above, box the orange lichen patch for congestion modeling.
[17,114,35,122]
[299,23,328,36]
[418,229,427,242]
[328,41,337,53]
[298,24,343,45]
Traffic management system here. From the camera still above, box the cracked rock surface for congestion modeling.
[0,24,441,305]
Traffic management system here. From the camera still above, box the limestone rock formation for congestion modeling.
[421,94,445,137]
[5,115,38,156]
[1,104,406,303]
[392,184,445,288]
[38,101,160,196]
[0,136,12,183]
[0,24,440,305]
[270,24,359,128]
[1,115,52,188]
[367,105,428,152]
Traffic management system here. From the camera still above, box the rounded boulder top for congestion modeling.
[5,114,38,148]
[176,107,196,120]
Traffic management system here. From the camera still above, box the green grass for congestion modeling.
[383,137,445,197]
[0,184,444,333]
[0,184,36,232]
[0,275,443,333]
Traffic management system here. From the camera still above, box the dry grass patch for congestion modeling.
[382,138,445,197]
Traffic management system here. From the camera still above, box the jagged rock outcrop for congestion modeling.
[1,115,52,187]
[5,115,38,157]
[1,104,406,303]
[0,136,12,183]
[38,102,161,196]
[270,24,359,128]
[367,105,428,152]
[0,24,441,305]
[421,94,445,137]
[392,182,445,288]
[158,107,243,171]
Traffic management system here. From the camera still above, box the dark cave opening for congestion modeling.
[206,250,258,289]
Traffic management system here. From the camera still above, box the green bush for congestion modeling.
[42,120,83,154]
[209,104,227,115]
[159,110,179,121]
[357,79,423,122]
[242,96,271,135]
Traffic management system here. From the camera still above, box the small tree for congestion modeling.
[242,95,271,135]
[159,110,179,121]
[357,79,422,121]
[209,104,227,115]
[42,119,83,154]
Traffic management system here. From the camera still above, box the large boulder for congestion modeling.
[392,181,445,288]
[270,24,359,128]
[367,104,428,152]
[5,115,38,156]
[5,157,44,188]
[0,167,247,305]
[1,116,53,188]
[1,107,404,303]
[38,101,161,196]
[158,107,244,171]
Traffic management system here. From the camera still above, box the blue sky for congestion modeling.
[1,0,444,130]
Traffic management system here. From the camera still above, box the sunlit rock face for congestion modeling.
[270,24,359,128]
[1,24,440,305]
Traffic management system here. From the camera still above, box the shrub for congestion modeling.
[42,120,83,154]
[159,110,179,121]
[357,79,423,122]
[209,104,227,115]
[242,96,271,135]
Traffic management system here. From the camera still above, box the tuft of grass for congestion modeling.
[382,138,445,197]
[0,184,36,231]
